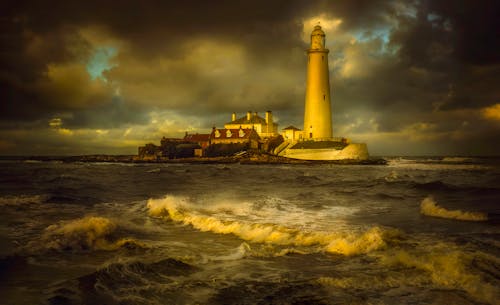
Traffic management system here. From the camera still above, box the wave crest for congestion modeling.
[319,246,499,304]
[379,248,498,304]
[420,196,487,221]
[33,216,145,251]
[147,195,398,256]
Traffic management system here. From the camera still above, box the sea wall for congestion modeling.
[283,143,369,161]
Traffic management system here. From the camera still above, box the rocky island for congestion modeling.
[5,151,386,165]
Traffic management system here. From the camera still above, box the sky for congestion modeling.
[1,0,499,156]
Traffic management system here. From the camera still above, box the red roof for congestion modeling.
[184,134,210,142]
[283,125,301,131]
[210,128,258,140]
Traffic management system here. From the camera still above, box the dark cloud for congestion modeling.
[427,0,500,65]
[0,0,499,155]
[63,97,149,129]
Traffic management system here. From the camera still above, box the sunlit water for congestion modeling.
[0,157,499,304]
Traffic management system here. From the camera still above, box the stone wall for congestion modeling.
[283,143,369,160]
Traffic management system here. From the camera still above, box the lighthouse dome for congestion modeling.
[310,25,326,49]
[311,25,325,36]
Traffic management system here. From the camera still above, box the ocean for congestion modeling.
[0,157,499,305]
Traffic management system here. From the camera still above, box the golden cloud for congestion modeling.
[481,103,500,121]
[302,15,343,43]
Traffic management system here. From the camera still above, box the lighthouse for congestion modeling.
[275,25,369,160]
[303,25,332,140]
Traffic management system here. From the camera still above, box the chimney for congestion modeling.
[232,112,236,121]
[247,111,251,120]
[265,111,273,124]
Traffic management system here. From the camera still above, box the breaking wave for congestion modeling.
[147,195,399,256]
[30,216,145,252]
[420,196,488,221]
[317,240,500,305]
[318,248,499,304]
[378,246,499,304]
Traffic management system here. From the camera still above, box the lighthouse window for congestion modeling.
[322,55,324,61]
[323,94,325,100]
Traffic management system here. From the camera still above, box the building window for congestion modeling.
[323,94,325,100]
[322,55,324,61]
[239,129,245,137]
[309,133,312,138]
[226,130,232,138]
[214,130,221,138]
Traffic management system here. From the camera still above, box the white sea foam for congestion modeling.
[317,274,413,290]
[420,196,488,221]
[0,194,46,206]
[441,157,474,163]
[162,195,357,232]
[147,195,399,256]
[387,157,487,170]
[199,198,257,217]
[210,243,252,261]
[383,170,399,182]
[33,216,145,251]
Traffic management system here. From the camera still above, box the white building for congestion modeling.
[281,125,302,141]
[224,111,278,139]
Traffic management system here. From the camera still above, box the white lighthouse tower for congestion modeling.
[303,25,332,140]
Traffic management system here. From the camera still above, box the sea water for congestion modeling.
[0,157,499,304]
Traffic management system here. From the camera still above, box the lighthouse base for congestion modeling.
[275,139,369,161]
